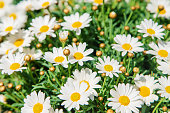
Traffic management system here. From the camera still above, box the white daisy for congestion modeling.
[0,95,6,104]
[111,34,144,56]
[35,0,57,10]
[67,42,94,66]
[108,83,143,113]
[147,40,170,60]
[134,74,159,106]
[136,19,165,39]
[0,0,12,17]
[0,17,20,36]
[70,68,101,100]
[29,15,56,42]
[96,56,122,78]
[0,52,26,75]
[6,30,34,52]
[44,47,68,68]
[17,0,37,11]
[21,91,51,113]
[157,58,170,75]
[58,79,89,111]
[23,48,43,60]
[157,76,170,100]
[147,0,170,19]
[59,31,68,42]
[49,108,63,113]
[0,41,15,56]
[85,0,109,6]
[61,12,92,35]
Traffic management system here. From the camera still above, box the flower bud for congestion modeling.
[96,51,102,56]
[59,31,68,43]
[63,49,70,56]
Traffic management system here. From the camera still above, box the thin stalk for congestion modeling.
[152,97,165,113]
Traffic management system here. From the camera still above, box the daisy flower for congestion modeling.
[147,40,170,60]
[157,58,170,75]
[111,34,144,56]
[6,30,34,52]
[17,0,37,11]
[0,41,15,56]
[70,68,101,100]
[0,0,12,17]
[0,52,26,75]
[58,79,89,111]
[59,31,68,42]
[67,42,94,66]
[85,0,109,6]
[0,17,20,36]
[23,48,43,60]
[136,19,165,39]
[49,108,63,113]
[134,74,159,106]
[29,15,56,42]
[147,0,170,19]
[157,76,170,100]
[61,12,92,35]
[44,47,68,68]
[96,56,122,78]
[108,83,143,113]
[35,0,57,10]
[0,95,6,103]
[21,91,51,113]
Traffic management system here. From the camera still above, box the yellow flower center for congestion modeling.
[0,1,4,8]
[139,86,150,97]
[94,0,103,4]
[5,26,13,32]
[119,96,130,106]
[158,50,168,58]
[54,56,65,63]
[33,103,43,113]
[157,8,166,15]
[5,49,10,54]
[10,63,20,70]
[42,1,50,8]
[72,21,82,28]
[70,92,81,102]
[9,13,17,20]
[14,39,24,47]
[73,52,84,60]
[26,4,32,10]
[104,65,113,72]
[165,86,170,94]
[40,25,49,32]
[122,43,132,51]
[147,29,155,35]
[80,80,90,91]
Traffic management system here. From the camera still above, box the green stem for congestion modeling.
[154,11,160,22]
[116,76,120,86]
[152,97,165,113]
[0,102,19,111]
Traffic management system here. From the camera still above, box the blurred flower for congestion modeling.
[49,108,63,113]
[157,57,170,75]
[0,0,13,17]
[0,95,6,104]
[85,0,109,6]
[17,0,37,11]
[35,0,57,10]
[23,48,43,60]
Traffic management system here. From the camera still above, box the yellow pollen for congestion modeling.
[5,49,10,55]
[147,29,155,35]
[139,86,150,97]
[157,8,166,15]
[42,1,50,8]
[80,80,90,91]
[9,13,17,20]
[165,86,170,94]
[73,52,84,60]
[72,21,82,28]
[40,25,49,32]
[104,65,113,72]
[5,26,13,32]
[33,103,43,113]
[54,56,65,63]
[10,63,20,70]
[119,96,130,106]
[122,43,132,51]
[94,0,103,4]
[14,39,24,47]
[158,50,168,58]
[70,92,81,102]
[0,1,4,8]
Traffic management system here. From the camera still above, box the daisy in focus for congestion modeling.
[61,12,92,35]
[23,48,43,60]
[44,47,68,68]
[29,15,56,42]
[0,52,26,75]
[0,17,20,36]
[21,91,51,113]
[35,0,57,10]
[96,56,122,78]
[70,68,101,100]
[0,0,12,17]
[147,0,170,19]
[157,76,170,100]
[58,79,89,110]
[112,34,144,56]
[108,83,143,113]
[136,19,165,39]
[134,74,158,106]
[67,42,94,66]
[157,57,170,75]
